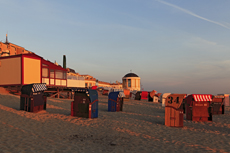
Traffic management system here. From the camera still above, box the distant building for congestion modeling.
[66,68,76,73]
[110,81,123,89]
[66,71,85,88]
[98,81,111,88]
[0,34,32,57]
[122,73,141,91]
[82,75,96,88]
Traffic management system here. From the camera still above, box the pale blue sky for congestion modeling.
[1,0,230,94]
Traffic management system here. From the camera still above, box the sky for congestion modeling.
[1,0,230,94]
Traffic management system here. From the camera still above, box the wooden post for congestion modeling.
[57,88,60,98]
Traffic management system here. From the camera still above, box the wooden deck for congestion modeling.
[3,85,88,99]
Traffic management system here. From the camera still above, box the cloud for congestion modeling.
[194,37,217,46]
[185,37,217,49]
[197,60,230,71]
[156,0,230,29]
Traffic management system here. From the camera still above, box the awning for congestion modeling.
[192,94,212,102]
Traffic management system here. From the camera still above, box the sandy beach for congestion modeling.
[0,90,230,153]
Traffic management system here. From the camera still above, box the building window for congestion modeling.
[85,83,88,87]
[42,68,49,77]
[89,83,92,87]
[128,79,131,87]
[63,72,67,79]
[50,69,54,78]
[55,71,63,79]
[123,79,126,88]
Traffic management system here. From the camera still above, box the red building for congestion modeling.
[0,53,67,87]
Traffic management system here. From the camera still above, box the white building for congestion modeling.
[122,73,141,91]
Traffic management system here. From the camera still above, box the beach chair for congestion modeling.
[135,91,142,100]
[123,89,130,101]
[211,95,225,115]
[71,88,98,118]
[160,93,171,107]
[165,94,186,127]
[148,90,157,102]
[148,93,153,102]
[153,96,159,103]
[218,94,229,108]
[130,90,137,100]
[140,91,148,101]
[185,94,212,122]
[20,83,47,113]
[102,89,109,95]
[108,91,125,112]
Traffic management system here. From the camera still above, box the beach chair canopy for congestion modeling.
[91,86,97,90]
[165,94,186,109]
[192,94,213,102]
[109,91,125,99]
[21,83,47,95]
[149,90,157,98]
[74,88,98,103]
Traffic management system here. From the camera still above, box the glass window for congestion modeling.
[55,71,63,79]
[50,69,54,78]
[89,83,92,87]
[63,72,67,79]
[42,68,49,77]
[85,83,88,87]
[123,79,126,88]
[128,79,131,87]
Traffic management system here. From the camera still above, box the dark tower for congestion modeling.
[63,55,66,69]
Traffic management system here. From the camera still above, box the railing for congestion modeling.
[67,75,85,80]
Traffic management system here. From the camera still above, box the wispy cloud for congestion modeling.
[156,0,230,29]
[185,37,217,49]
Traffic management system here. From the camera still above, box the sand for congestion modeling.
[0,91,230,153]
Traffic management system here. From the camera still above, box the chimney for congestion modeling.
[63,55,66,69]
